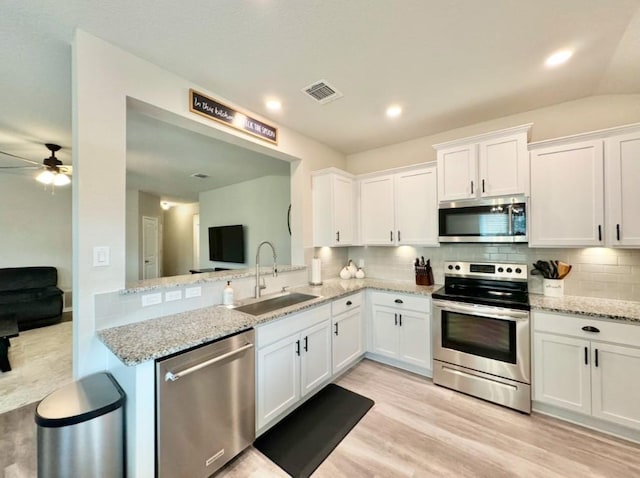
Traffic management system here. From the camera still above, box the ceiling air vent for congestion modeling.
[190,173,210,179]
[301,80,343,105]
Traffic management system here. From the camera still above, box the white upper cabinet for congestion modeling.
[394,167,438,245]
[360,164,438,246]
[436,144,476,201]
[605,130,640,247]
[360,175,395,245]
[530,140,605,247]
[529,123,640,248]
[435,124,531,202]
[312,169,355,246]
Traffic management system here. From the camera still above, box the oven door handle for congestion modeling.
[433,299,529,321]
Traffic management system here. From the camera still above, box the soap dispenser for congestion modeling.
[222,281,234,306]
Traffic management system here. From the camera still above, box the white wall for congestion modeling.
[199,175,291,269]
[0,174,72,291]
[346,94,640,174]
[162,202,199,276]
[73,30,346,379]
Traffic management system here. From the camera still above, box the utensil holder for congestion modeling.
[543,279,564,297]
[415,266,434,286]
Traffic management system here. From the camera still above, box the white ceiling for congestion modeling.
[1,0,639,164]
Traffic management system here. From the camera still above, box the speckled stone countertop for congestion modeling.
[529,294,640,323]
[98,278,440,366]
[122,265,307,294]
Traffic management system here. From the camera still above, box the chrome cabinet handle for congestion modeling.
[165,343,254,382]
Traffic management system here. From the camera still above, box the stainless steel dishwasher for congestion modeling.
[156,329,255,478]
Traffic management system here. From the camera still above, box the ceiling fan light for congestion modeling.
[53,173,71,186]
[36,170,55,184]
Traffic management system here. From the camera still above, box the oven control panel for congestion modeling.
[444,261,527,281]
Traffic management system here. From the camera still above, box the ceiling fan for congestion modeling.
[0,143,72,186]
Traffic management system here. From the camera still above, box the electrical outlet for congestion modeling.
[165,290,182,302]
[185,286,202,298]
[141,293,162,307]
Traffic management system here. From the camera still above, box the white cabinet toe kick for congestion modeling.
[433,360,531,414]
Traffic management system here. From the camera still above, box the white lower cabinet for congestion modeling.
[533,311,640,431]
[256,304,332,431]
[369,291,431,372]
[331,293,364,375]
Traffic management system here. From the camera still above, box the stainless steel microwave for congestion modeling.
[438,196,527,243]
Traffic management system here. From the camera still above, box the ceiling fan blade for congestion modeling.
[0,150,41,166]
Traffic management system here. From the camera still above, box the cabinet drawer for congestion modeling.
[369,291,431,313]
[332,292,363,316]
[533,311,640,348]
[257,304,331,349]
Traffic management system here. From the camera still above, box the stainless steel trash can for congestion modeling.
[35,372,126,478]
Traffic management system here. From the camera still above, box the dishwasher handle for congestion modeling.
[165,342,254,382]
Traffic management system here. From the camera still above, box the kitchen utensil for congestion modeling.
[558,262,572,279]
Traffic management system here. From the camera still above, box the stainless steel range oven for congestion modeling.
[432,261,531,413]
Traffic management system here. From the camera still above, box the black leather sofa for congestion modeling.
[0,267,63,331]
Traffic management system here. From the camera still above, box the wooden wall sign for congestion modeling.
[189,89,278,145]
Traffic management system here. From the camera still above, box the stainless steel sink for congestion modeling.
[233,292,319,316]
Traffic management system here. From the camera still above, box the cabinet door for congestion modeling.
[333,175,354,245]
[360,175,395,245]
[300,320,332,397]
[332,307,363,374]
[394,166,438,246]
[478,133,528,197]
[533,333,591,415]
[437,144,476,201]
[370,306,400,359]
[257,333,301,429]
[606,132,640,246]
[530,140,604,247]
[398,310,431,369]
[591,342,640,430]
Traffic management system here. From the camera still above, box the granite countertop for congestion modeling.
[121,265,307,294]
[529,294,640,324]
[98,278,440,366]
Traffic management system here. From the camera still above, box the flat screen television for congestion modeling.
[208,225,245,263]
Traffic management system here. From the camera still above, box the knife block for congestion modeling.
[415,265,434,286]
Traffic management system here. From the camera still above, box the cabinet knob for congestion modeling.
[581,326,600,333]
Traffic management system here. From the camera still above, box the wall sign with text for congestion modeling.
[189,89,278,144]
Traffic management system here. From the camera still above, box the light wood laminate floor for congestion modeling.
[3,359,640,477]
[220,359,640,478]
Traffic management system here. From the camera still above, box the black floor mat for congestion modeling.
[254,383,374,478]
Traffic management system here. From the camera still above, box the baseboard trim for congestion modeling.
[533,401,640,444]
[364,352,432,378]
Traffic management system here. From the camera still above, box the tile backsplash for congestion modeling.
[319,244,640,301]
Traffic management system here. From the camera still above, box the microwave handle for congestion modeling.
[508,204,513,236]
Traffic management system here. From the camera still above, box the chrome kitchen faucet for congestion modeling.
[255,241,278,298]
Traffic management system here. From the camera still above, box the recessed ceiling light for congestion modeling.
[386,105,402,118]
[545,49,573,68]
[266,99,282,111]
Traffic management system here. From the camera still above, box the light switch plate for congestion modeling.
[165,290,182,302]
[185,286,202,298]
[142,293,162,307]
[93,246,110,267]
